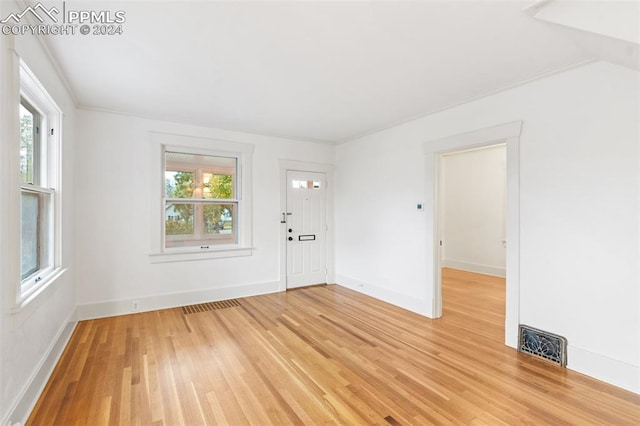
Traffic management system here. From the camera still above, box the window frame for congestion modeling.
[17,61,63,305]
[20,97,43,281]
[149,132,254,263]
[164,153,239,247]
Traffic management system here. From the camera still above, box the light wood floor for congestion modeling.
[28,268,640,425]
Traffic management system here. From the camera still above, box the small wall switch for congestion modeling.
[417,203,424,210]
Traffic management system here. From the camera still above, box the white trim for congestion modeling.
[278,159,335,292]
[77,280,279,320]
[424,121,521,348]
[1,310,77,426]
[149,247,252,263]
[148,132,254,262]
[336,275,429,316]
[568,345,640,394]
[11,268,66,315]
[441,260,506,278]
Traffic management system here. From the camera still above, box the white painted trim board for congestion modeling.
[2,310,77,426]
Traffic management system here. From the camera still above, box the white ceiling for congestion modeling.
[42,1,593,143]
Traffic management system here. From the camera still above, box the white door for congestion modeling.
[286,171,327,289]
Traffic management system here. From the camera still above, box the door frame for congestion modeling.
[424,121,522,348]
[279,160,334,292]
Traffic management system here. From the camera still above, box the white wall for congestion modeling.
[74,110,335,318]
[442,146,506,277]
[335,61,639,393]
[0,1,77,422]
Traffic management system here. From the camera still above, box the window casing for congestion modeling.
[18,62,62,302]
[150,133,253,262]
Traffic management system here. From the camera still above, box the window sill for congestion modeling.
[149,247,253,263]
[12,267,67,314]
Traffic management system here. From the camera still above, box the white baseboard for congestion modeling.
[442,259,506,278]
[568,345,640,394]
[2,309,77,426]
[336,274,431,317]
[337,274,639,395]
[77,280,280,320]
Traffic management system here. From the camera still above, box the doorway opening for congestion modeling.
[424,121,521,348]
[439,144,507,342]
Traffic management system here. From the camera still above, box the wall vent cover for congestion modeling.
[518,325,567,366]
[182,299,241,315]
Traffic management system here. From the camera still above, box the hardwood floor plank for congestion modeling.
[28,268,640,425]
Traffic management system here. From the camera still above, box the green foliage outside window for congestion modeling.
[20,105,35,184]
[165,171,233,236]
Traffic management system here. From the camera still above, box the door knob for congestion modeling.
[288,237,293,241]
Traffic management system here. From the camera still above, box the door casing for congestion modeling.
[425,121,522,348]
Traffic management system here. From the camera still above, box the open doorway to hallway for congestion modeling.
[439,144,506,339]
[426,121,521,347]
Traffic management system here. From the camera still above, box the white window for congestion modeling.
[150,133,253,262]
[164,151,238,248]
[19,62,62,301]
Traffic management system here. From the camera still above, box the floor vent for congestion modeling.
[518,325,567,366]
[182,299,241,315]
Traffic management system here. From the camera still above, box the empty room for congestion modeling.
[1,0,639,424]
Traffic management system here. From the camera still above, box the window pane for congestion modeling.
[164,149,239,249]
[202,173,233,199]
[203,204,235,235]
[20,103,35,184]
[165,203,194,235]
[21,192,40,279]
[292,180,321,189]
[165,171,194,198]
